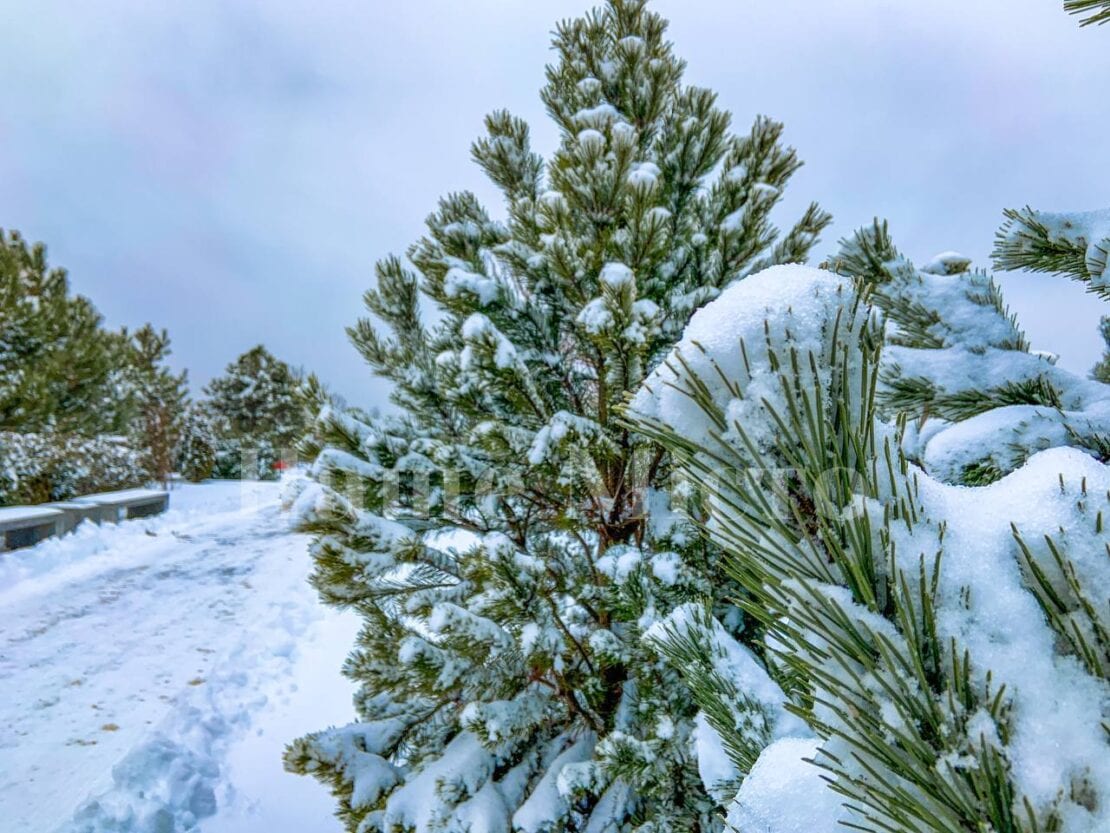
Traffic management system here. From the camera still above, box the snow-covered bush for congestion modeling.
[0,431,146,505]
[284,1,832,830]
[627,263,1110,833]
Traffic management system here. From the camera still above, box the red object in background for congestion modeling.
[272,459,291,471]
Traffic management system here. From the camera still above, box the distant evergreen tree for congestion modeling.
[0,230,185,503]
[0,229,131,436]
[205,345,306,479]
[284,1,830,830]
[123,325,188,485]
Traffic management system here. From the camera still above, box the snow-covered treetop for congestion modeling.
[203,344,307,448]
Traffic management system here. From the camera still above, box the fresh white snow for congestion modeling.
[0,479,354,833]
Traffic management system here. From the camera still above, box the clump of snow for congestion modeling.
[596,545,642,582]
[723,164,747,184]
[527,412,609,466]
[720,207,746,233]
[626,161,660,189]
[513,734,596,833]
[728,738,845,833]
[920,401,1110,483]
[380,732,496,831]
[630,264,855,454]
[599,262,634,289]
[444,265,500,306]
[914,447,1110,817]
[573,103,620,129]
[921,250,972,275]
[461,313,520,370]
[750,182,780,200]
[692,714,737,803]
[576,128,606,150]
[576,298,613,335]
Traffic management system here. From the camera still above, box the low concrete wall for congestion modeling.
[0,489,170,553]
[0,506,65,552]
[46,502,114,534]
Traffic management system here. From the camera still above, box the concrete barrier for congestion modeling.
[72,489,170,522]
[45,501,114,534]
[0,488,171,553]
[0,506,66,552]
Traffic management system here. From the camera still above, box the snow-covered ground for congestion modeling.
[0,479,356,832]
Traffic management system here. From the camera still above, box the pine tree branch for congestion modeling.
[993,206,1110,298]
[1065,0,1110,25]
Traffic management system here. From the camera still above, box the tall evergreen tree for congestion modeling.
[123,324,189,485]
[204,345,306,479]
[285,1,830,830]
[0,229,131,436]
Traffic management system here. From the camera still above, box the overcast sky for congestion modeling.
[2,1,1108,405]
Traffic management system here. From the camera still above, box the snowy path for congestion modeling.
[0,481,354,832]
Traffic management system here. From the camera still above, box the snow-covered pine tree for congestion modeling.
[124,324,188,485]
[0,229,163,501]
[204,345,306,479]
[285,1,830,830]
[627,258,1110,832]
[0,229,132,436]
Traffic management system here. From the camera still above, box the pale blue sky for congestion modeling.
[1,1,1107,403]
